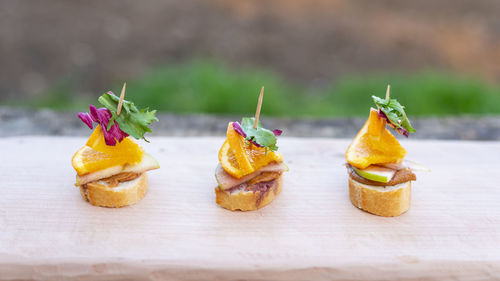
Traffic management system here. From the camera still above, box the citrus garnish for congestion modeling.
[346,108,406,169]
[225,122,254,175]
[244,140,282,170]
[72,146,133,176]
[73,125,145,176]
[220,122,282,178]
[218,140,243,178]
[86,125,144,164]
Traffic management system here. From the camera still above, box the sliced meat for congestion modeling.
[226,177,277,193]
[216,162,287,190]
[248,172,281,185]
[100,172,141,187]
[377,160,430,172]
[347,164,416,186]
[222,178,280,207]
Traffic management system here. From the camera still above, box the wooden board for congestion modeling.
[0,137,499,281]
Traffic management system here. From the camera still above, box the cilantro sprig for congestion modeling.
[233,117,282,152]
[372,95,416,137]
[98,92,158,142]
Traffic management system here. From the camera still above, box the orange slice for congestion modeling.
[225,122,253,176]
[219,122,283,178]
[218,140,242,178]
[72,146,132,176]
[244,140,282,171]
[345,108,406,169]
[86,125,143,164]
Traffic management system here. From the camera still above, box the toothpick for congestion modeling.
[385,84,391,100]
[117,82,127,115]
[253,86,264,129]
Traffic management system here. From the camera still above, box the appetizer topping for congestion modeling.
[100,172,141,188]
[347,164,416,187]
[78,105,128,146]
[217,87,286,179]
[78,92,158,146]
[232,117,282,152]
[215,162,288,190]
[98,92,158,142]
[219,122,283,179]
[351,165,396,183]
[372,95,416,137]
[86,125,143,161]
[345,108,406,169]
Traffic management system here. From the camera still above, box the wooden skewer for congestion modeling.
[377,84,391,132]
[117,82,127,115]
[254,86,264,129]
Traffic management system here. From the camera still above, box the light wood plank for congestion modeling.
[0,137,499,280]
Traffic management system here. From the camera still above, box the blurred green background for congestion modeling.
[20,61,500,117]
[1,1,499,117]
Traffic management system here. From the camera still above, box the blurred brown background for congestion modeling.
[1,0,499,99]
[1,0,500,139]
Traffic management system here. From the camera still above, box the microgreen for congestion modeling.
[372,95,416,137]
[233,117,282,152]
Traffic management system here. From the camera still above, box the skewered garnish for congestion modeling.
[373,97,416,138]
[344,86,424,217]
[346,86,410,169]
[346,86,428,182]
[371,84,416,137]
[98,92,158,142]
[232,118,282,152]
[74,84,157,175]
[78,85,157,146]
[214,87,287,211]
[219,123,283,178]
[72,83,159,208]
[218,86,284,179]
[345,108,406,169]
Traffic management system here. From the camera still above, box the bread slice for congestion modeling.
[215,176,282,211]
[348,177,411,217]
[79,173,148,208]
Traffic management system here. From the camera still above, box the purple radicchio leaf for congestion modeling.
[247,139,262,147]
[272,129,282,136]
[78,105,129,146]
[232,121,263,147]
[78,112,94,129]
[232,122,247,138]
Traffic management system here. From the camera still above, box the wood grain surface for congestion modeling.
[0,137,499,281]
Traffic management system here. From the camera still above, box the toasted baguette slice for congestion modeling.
[215,177,282,211]
[348,177,411,217]
[79,173,148,208]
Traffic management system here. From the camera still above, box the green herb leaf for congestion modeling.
[240,117,279,151]
[372,95,416,135]
[98,92,158,141]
